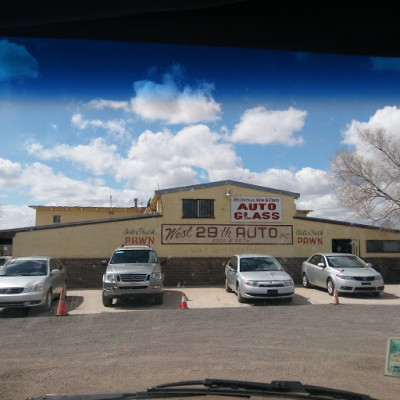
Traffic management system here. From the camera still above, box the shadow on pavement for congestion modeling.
[110,289,182,310]
[0,299,58,318]
[248,294,312,306]
[65,295,84,311]
[0,293,84,318]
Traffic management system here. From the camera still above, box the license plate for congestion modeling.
[267,289,278,295]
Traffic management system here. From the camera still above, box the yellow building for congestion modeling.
[30,205,146,226]
[1,180,400,287]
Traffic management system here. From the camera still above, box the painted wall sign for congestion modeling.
[162,224,293,245]
[231,196,282,222]
[123,227,155,245]
[296,228,324,245]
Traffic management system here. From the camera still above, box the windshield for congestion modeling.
[240,257,283,272]
[1,6,400,400]
[0,259,47,276]
[326,255,366,269]
[110,250,158,264]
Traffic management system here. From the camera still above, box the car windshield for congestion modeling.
[110,250,158,264]
[326,255,366,269]
[240,257,283,272]
[1,6,400,400]
[0,259,47,276]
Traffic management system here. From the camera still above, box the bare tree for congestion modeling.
[330,128,400,228]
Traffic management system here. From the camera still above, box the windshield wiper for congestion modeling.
[26,378,377,400]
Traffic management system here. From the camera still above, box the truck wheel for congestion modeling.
[154,293,163,305]
[102,292,113,307]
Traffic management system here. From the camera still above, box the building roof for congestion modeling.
[294,215,400,233]
[28,205,145,210]
[0,213,162,237]
[155,180,300,199]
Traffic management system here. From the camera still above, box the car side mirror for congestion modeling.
[317,262,325,268]
[51,269,60,275]
[101,260,108,266]
[366,263,372,267]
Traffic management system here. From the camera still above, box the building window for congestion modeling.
[182,199,214,218]
[366,240,400,253]
[53,215,61,223]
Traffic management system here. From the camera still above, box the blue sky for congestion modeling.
[1,36,400,228]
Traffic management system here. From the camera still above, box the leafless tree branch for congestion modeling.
[330,128,400,228]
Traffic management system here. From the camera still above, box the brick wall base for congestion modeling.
[60,257,400,289]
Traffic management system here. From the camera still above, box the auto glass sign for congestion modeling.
[231,196,282,222]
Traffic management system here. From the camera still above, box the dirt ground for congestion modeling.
[1,298,400,400]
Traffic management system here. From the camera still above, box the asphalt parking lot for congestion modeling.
[61,284,400,314]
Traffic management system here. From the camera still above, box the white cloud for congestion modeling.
[131,71,221,124]
[18,162,140,207]
[71,113,128,139]
[25,138,121,176]
[342,106,400,152]
[87,99,130,111]
[0,205,35,229]
[116,125,238,191]
[229,106,306,146]
[0,158,22,188]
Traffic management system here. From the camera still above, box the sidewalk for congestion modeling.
[64,285,400,314]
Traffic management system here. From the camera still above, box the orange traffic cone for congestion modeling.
[55,287,69,316]
[332,288,339,305]
[179,292,188,309]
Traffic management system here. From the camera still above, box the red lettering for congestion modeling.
[297,237,323,245]
[234,212,242,220]
[237,203,248,210]
[261,212,270,219]
[124,236,154,245]
[272,212,280,220]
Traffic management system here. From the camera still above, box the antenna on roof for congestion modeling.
[109,189,113,216]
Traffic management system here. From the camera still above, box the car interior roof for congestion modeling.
[1,1,400,57]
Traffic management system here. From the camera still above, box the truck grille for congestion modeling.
[118,273,149,282]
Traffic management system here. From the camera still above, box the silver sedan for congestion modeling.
[0,257,67,312]
[225,254,295,303]
[301,253,384,296]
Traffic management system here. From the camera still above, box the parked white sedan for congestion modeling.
[301,253,384,296]
[225,254,295,303]
[0,256,67,312]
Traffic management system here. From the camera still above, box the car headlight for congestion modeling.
[104,274,116,282]
[335,273,353,280]
[151,272,162,282]
[24,283,45,293]
[283,279,294,286]
[375,274,383,281]
[243,280,258,287]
